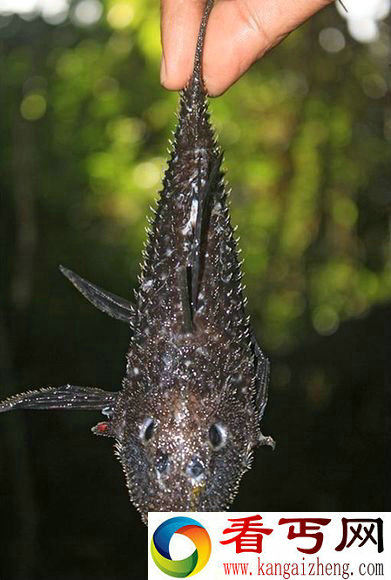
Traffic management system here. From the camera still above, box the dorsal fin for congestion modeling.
[177,266,193,333]
[191,151,223,309]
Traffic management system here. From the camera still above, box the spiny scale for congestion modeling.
[0,0,274,523]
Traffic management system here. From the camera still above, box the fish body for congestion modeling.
[0,0,274,522]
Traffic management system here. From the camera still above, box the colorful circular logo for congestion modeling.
[151,516,212,577]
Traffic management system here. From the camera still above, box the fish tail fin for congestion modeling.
[189,0,214,99]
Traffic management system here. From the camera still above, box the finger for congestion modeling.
[160,0,206,90]
[204,0,334,95]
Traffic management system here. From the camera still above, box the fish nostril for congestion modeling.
[156,453,170,475]
[186,459,204,479]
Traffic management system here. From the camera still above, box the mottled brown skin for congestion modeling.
[0,0,274,523]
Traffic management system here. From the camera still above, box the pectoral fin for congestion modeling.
[0,385,117,413]
[251,333,275,450]
[252,332,270,421]
[60,265,135,326]
[258,432,276,450]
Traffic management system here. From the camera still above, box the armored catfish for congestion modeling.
[0,0,274,523]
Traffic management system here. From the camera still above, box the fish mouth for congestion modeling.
[189,480,206,511]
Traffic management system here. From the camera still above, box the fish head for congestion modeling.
[113,349,260,522]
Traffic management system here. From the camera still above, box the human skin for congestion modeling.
[160,0,335,96]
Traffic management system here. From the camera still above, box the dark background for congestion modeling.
[0,1,390,578]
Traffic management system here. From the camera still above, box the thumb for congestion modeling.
[160,0,206,90]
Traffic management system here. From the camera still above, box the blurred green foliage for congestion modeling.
[0,2,389,577]
[1,0,390,354]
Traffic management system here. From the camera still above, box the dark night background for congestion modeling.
[0,0,390,578]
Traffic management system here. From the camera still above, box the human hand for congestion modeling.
[160,0,334,96]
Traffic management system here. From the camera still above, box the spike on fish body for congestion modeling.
[0,0,274,522]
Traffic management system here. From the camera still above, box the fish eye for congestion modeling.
[140,417,155,442]
[208,422,227,450]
